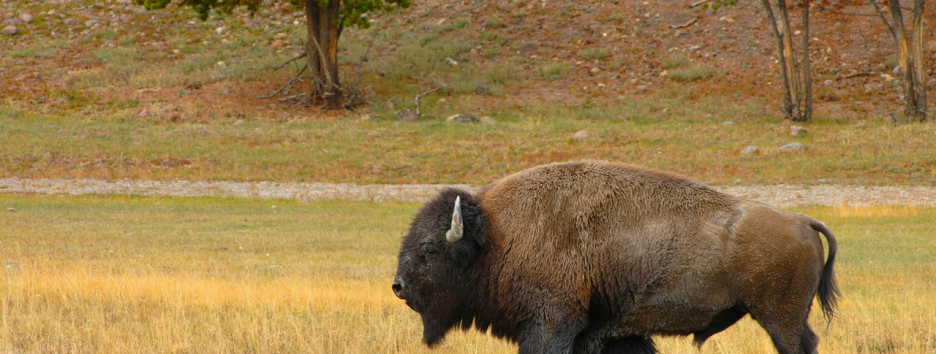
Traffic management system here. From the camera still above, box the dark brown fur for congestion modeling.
[393,161,839,354]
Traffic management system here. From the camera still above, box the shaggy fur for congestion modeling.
[393,161,839,354]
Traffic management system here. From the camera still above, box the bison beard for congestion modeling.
[392,161,839,354]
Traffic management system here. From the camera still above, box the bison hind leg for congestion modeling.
[692,306,748,349]
[601,336,656,354]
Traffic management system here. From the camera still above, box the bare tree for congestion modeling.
[760,0,813,122]
[873,0,928,121]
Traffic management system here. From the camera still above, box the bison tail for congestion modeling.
[810,220,841,324]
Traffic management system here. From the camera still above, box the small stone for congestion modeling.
[7,208,15,213]
[590,67,601,75]
[215,27,225,34]
[571,130,589,142]
[779,143,805,152]
[790,125,808,137]
[2,19,23,27]
[222,87,231,95]
[739,146,759,155]
[1,26,17,36]
[445,58,458,66]
[636,85,648,93]
[233,120,245,125]
[382,100,395,111]
[446,113,480,123]
[64,18,77,26]
[394,109,419,122]
[517,42,538,55]
[358,113,377,121]
[689,45,702,52]
[216,61,226,68]
[19,13,33,23]
[139,109,149,118]
[722,121,735,125]
[480,116,496,124]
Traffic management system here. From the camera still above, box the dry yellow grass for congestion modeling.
[2,196,935,353]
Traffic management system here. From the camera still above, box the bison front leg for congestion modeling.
[517,313,588,354]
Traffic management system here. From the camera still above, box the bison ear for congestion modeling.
[445,196,464,243]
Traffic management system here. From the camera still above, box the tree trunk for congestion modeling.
[910,0,927,121]
[799,1,812,122]
[760,0,811,122]
[305,0,344,108]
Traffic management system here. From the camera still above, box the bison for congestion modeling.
[392,161,839,354]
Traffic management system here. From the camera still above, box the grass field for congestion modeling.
[3,103,936,186]
[2,195,935,353]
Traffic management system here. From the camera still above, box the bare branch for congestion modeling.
[415,87,440,117]
[353,30,380,90]
[669,17,698,29]
[836,71,879,80]
[250,52,307,71]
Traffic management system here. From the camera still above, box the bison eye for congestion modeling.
[422,243,438,256]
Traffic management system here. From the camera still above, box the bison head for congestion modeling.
[392,188,489,346]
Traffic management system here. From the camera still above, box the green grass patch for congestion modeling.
[2,97,936,185]
[538,62,570,80]
[579,48,610,61]
[668,63,716,82]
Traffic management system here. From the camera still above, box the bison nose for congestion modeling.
[392,280,405,299]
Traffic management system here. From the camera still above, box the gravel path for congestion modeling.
[3,178,936,207]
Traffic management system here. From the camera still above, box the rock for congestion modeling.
[636,85,648,93]
[739,146,759,155]
[382,100,395,111]
[7,208,15,213]
[394,109,418,122]
[233,119,245,126]
[64,18,77,26]
[790,125,807,137]
[139,109,149,118]
[689,45,702,52]
[571,130,589,142]
[446,113,480,123]
[1,26,17,36]
[358,113,377,121]
[19,12,33,23]
[2,19,23,26]
[722,121,735,125]
[892,65,903,76]
[517,42,538,55]
[445,57,458,66]
[480,116,496,124]
[779,143,805,152]
[590,67,601,75]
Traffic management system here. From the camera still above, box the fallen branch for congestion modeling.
[689,0,711,8]
[251,52,307,71]
[836,72,878,80]
[669,17,698,29]
[262,66,308,99]
[415,87,440,117]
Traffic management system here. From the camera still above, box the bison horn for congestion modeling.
[445,196,464,243]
